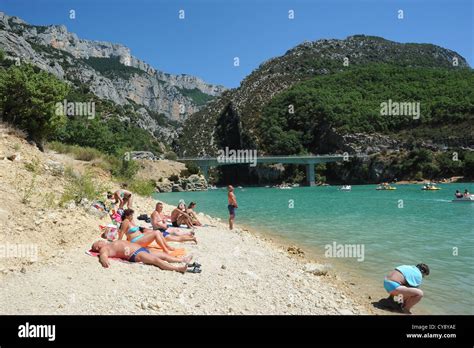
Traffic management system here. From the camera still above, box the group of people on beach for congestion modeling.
[92,188,205,274]
[96,184,429,313]
[91,185,239,274]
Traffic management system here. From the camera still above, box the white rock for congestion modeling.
[45,160,64,176]
[303,263,330,276]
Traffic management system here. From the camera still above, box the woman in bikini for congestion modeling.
[118,209,174,254]
[383,263,430,314]
[107,188,133,209]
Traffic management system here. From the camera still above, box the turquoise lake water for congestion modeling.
[155,183,474,314]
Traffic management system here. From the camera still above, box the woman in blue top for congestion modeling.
[118,209,174,254]
[383,263,430,314]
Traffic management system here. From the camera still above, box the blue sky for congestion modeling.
[1,0,472,87]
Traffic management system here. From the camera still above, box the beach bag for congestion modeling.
[110,210,122,224]
[100,224,118,241]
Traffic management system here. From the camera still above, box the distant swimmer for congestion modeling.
[227,185,238,230]
[455,190,463,198]
[383,263,430,314]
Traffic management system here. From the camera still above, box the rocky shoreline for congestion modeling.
[0,127,374,315]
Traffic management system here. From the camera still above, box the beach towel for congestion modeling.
[166,222,189,228]
[85,250,133,263]
[148,242,186,257]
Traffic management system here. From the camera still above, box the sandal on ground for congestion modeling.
[187,262,201,268]
[187,266,202,273]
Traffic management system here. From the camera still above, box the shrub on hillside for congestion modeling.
[185,162,200,175]
[71,146,102,161]
[110,157,139,180]
[47,141,102,161]
[168,174,179,183]
[164,151,178,160]
[60,171,105,205]
[128,179,156,196]
[0,64,69,150]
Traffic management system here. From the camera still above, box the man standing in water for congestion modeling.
[227,185,238,230]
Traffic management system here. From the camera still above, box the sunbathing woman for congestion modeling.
[118,209,175,253]
[151,202,197,243]
[170,202,195,229]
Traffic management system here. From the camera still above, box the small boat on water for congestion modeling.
[421,183,441,191]
[376,183,396,191]
[452,195,474,203]
[340,185,352,191]
[208,185,218,190]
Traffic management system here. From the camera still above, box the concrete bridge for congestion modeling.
[178,154,351,186]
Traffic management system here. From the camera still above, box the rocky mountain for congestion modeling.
[179,35,469,156]
[0,12,226,141]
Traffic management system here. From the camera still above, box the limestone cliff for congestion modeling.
[0,12,226,141]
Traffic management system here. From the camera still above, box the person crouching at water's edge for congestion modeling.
[383,263,430,314]
[227,185,238,230]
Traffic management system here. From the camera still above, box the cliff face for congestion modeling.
[179,35,469,156]
[0,12,226,141]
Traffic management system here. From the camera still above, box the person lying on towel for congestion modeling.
[91,240,201,273]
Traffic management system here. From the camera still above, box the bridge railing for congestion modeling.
[177,154,358,161]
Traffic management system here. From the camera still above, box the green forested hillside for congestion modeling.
[258,64,474,155]
[80,57,147,80]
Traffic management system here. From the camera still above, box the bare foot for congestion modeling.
[177,264,187,274]
[402,308,412,315]
[182,255,193,264]
[192,236,198,244]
